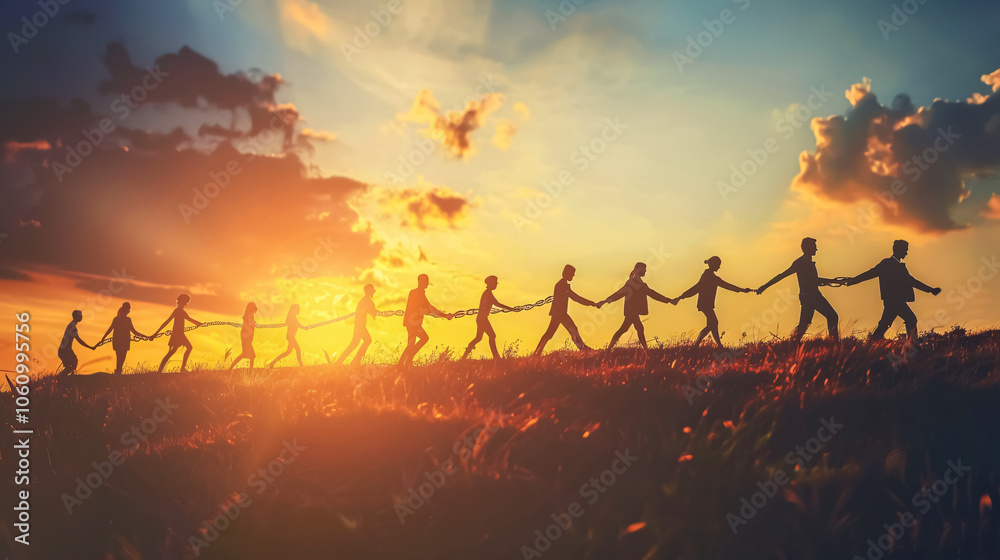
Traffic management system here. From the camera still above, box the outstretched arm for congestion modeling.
[151,314,172,337]
[717,278,747,293]
[99,323,114,344]
[188,316,203,327]
[647,287,674,304]
[678,282,700,300]
[603,285,629,305]
[568,288,598,308]
[910,275,938,294]
[758,263,795,293]
[75,334,95,350]
[846,264,880,286]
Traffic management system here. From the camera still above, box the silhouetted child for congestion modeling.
[676,256,753,348]
[269,304,311,367]
[534,265,602,356]
[757,237,840,342]
[846,239,941,339]
[58,310,95,376]
[230,302,258,370]
[398,275,454,367]
[601,262,673,350]
[98,302,149,375]
[463,275,514,359]
[338,284,379,365]
[152,294,203,373]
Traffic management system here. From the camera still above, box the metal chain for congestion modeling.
[92,295,554,348]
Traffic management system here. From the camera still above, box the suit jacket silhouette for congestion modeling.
[550,279,594,318]
[606,278,671,316]
[853,257,933,302]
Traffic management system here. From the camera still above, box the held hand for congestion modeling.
[669,298,679,306]
[595,301,604,309]
[756,286,765,295]
[931,287,942,296]
[743,288,753,293]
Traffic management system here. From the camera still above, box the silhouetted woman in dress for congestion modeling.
[153,294,203,373]
[98,302,149,375]
[269,304,310,367]
[229,302,258,370]
[675,256,752,348]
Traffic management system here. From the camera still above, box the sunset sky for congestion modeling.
[2,0,1000,372]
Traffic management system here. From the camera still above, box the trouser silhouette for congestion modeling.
[464,319,500,359]
[398,325,428,366]
[870,300,917,339]
[794,292,839,341]
[337,328,372,365]
[609,315,645,349]
[534,314,587,355]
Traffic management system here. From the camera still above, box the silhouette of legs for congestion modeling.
[337,330,372,365]
[609,316,645,350]
[695,309,722,347]
[114,349,127,375]
[57,347,78,376]
[269,340,302,368]
[793,293,839,342]
[534,316,588,356]
[464,320,500,359]
[398,326,429,367]
[870,301,917,339]
[158,343,192,373]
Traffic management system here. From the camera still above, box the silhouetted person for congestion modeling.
[98,302,149,375]
[463,275,514,360]
[152,294,203,373]
[229,302,258,370]
[845,239,941,339]
[676,256,753,348]
[397,275,454,367]
[338,284,379,365]
[757,237,840,342]
[534,265,602,356]
[58,310,95,376]
[269,304,311,368]
[600,262,673,350]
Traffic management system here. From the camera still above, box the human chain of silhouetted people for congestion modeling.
[54,238,942,375]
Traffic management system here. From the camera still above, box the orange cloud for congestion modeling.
[374,183,474,230]
[982,193,1000,220]
[397,90,506,159]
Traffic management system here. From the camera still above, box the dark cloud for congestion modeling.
[793,72,1000,233]
[375,185,474,230]
[99,42,300,147]
[397,90,506,159]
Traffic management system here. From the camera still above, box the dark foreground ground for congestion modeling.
[3,329,1000,560]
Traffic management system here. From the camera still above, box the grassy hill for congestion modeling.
[3,329,1000,559]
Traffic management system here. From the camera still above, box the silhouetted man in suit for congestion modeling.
[534,265,602,356]
[846,239,941,339]
[757,237,840,342]
[398,274,454,367]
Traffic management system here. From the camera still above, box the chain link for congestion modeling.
[93,295,554,348]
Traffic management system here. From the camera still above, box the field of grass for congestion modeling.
[3,329,1000,559]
